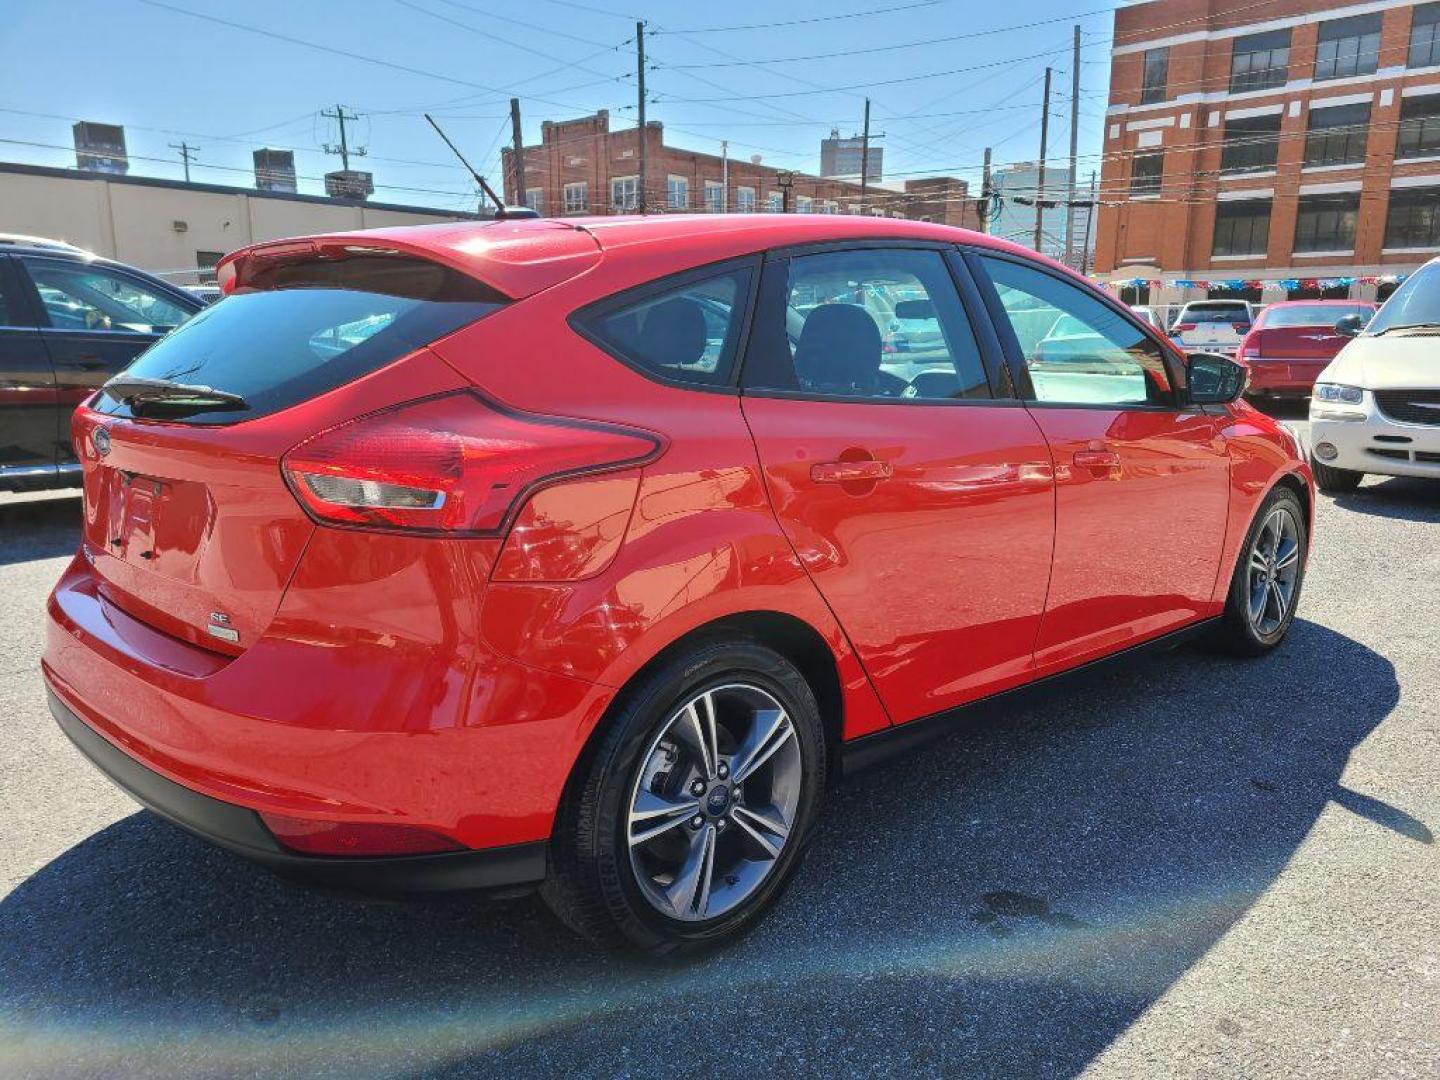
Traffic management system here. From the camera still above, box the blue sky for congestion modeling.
[0,0,1121,211]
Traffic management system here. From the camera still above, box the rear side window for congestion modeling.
[92,255,504,424]
[575,266,753,387]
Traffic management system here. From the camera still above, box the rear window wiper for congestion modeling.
[102,375,249,411]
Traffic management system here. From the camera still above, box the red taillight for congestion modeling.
[261,813,465,856]
[282,390,662,535]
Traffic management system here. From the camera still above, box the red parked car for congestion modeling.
[43,216,1312,953]
[1239,299,1377,400]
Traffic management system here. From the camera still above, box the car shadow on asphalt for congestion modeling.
[1331,476,1440,522]
[0,620,1405,1078]
[0,494,82,567]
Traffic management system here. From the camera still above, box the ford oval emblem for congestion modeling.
[92,427,111,457]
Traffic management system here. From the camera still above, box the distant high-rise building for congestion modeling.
[73,122,128,175]
[253,148,297,193]
[821,130,882,183]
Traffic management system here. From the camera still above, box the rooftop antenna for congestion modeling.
[424,113,538,220]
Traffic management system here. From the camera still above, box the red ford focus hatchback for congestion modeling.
[45,215,1312,953]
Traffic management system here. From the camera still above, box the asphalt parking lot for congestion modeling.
[2,425,1437,1079]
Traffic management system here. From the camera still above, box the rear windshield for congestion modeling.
[1263,304,1373,328]
[92,255,504,424]
[1182,305,1251,324]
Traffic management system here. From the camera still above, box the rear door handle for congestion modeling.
[1073,450,1121,469]
[811,460,893,484]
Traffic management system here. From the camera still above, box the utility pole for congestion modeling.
[721,140,729,212]
[860,97,872,215]
[1034,68,1051,255]
[636,20,647,214]
[1065,26,1082,268]
[1080,170,1097,276]
[169,141,200,183]
[979,146,993,233]
[321,104,364,171]
[509,98,524,206]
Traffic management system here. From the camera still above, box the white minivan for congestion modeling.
[1309,258,1440,493]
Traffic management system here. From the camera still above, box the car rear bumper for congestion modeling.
[48,689,547,894]
[1246,357,1329,394]
[1310,400,1440,477]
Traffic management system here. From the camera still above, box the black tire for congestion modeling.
[1207,485,1308,657]
[541,637,827,955]
[1311,455,1363,495]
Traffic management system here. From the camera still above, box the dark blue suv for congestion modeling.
[0,235,202,491]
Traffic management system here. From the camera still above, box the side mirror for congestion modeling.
[1334,313,1365,338]
[1187,352,1248,405]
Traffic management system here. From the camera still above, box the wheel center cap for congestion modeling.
[705,786,732,816]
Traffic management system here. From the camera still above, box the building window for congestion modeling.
[767,191,783,212]
[703,180,724,212]
[524,187,544,214]
[1315,13,1382,81]
[1294,193,1361,252]
[1213,200,1272,256]
[796,195,813,213]
[666,175,688,210]
[1411,2,1440,68]
[1220,113,1282,173]
[610,175,639,211]
[564,181,588,214]
[822,200,840,214]
[1397,94,1440,158]
[1230,29,1291,93]
[735,186,756,212]
[1305,101,1371,167]
[1140,47,1169,105]
[1130,151,1163,196]
[1385,186,1440,247]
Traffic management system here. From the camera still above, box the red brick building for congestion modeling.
[501,111,979,228]
[1095,0,1440,305]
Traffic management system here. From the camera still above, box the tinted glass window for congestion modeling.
[1141,47,1169,105]
[745,248,990,402]
[92,255,502,424]
[1131,152,1164,196]
[582,267,751,387]
[1385,187,1440,249]
[1397,95,1440,159]
[1315,13,1382,80]
[1262,304,1373,328]
[1230,29,1291,93]
[1213,200,1272,257]
[24,258,194,334]
[979,256,1172,407]
[1183,304,1253,324]
[1413,3,1440,68]
[1221,113,1282,173]
[1305,102,1371,167]
[1294,193,1360,252]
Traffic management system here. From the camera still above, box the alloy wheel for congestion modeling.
[1247,505,1302,637]
[626,683,802,923]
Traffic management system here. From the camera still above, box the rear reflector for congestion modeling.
[261,813,466,856]
[282,390,662,535]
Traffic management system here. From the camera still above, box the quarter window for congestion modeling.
[1230,29,1291,93]
[1397,94,1440,158]
[977,255,1172,408]
[1384,187,1440,248]
[578,267,752,387]
[1294,193,1361,252]
[1141,47,1169,105]
[1305,102,1371,167]
[743,248,991,402]
[1411,2,1440,68]
[1213,200,1272,257]
[1315,14,1382,81]
[23,259,193,334]
[1221,113,1282,173]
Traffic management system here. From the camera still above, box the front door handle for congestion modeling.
[811,459,893,484]
[1073,450,1121,469]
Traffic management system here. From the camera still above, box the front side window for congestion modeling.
[1213,200,1272,257]
[23,258,194,334]
[577,266,751,387]
[564,182,588,214]
[1130,151,1164,196]
[1141,47,1169,104]
[1411,2,1440,68]
[1384,187,1440,248]
[744,248,991,402]
[1294,193,1361,252]
[610,175,639,211]
[667,175,688,210]
[1305,102,1371,167]
[1221,113,1282,173]
[977,255,1172,408]
[1315,13,1382,80]
[1230,29,1291,93]
[1397,94,1440,158]
[704,181,724,213]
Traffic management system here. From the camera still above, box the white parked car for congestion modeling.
[1309,258,1440,493]
[1168,299,1253,356]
